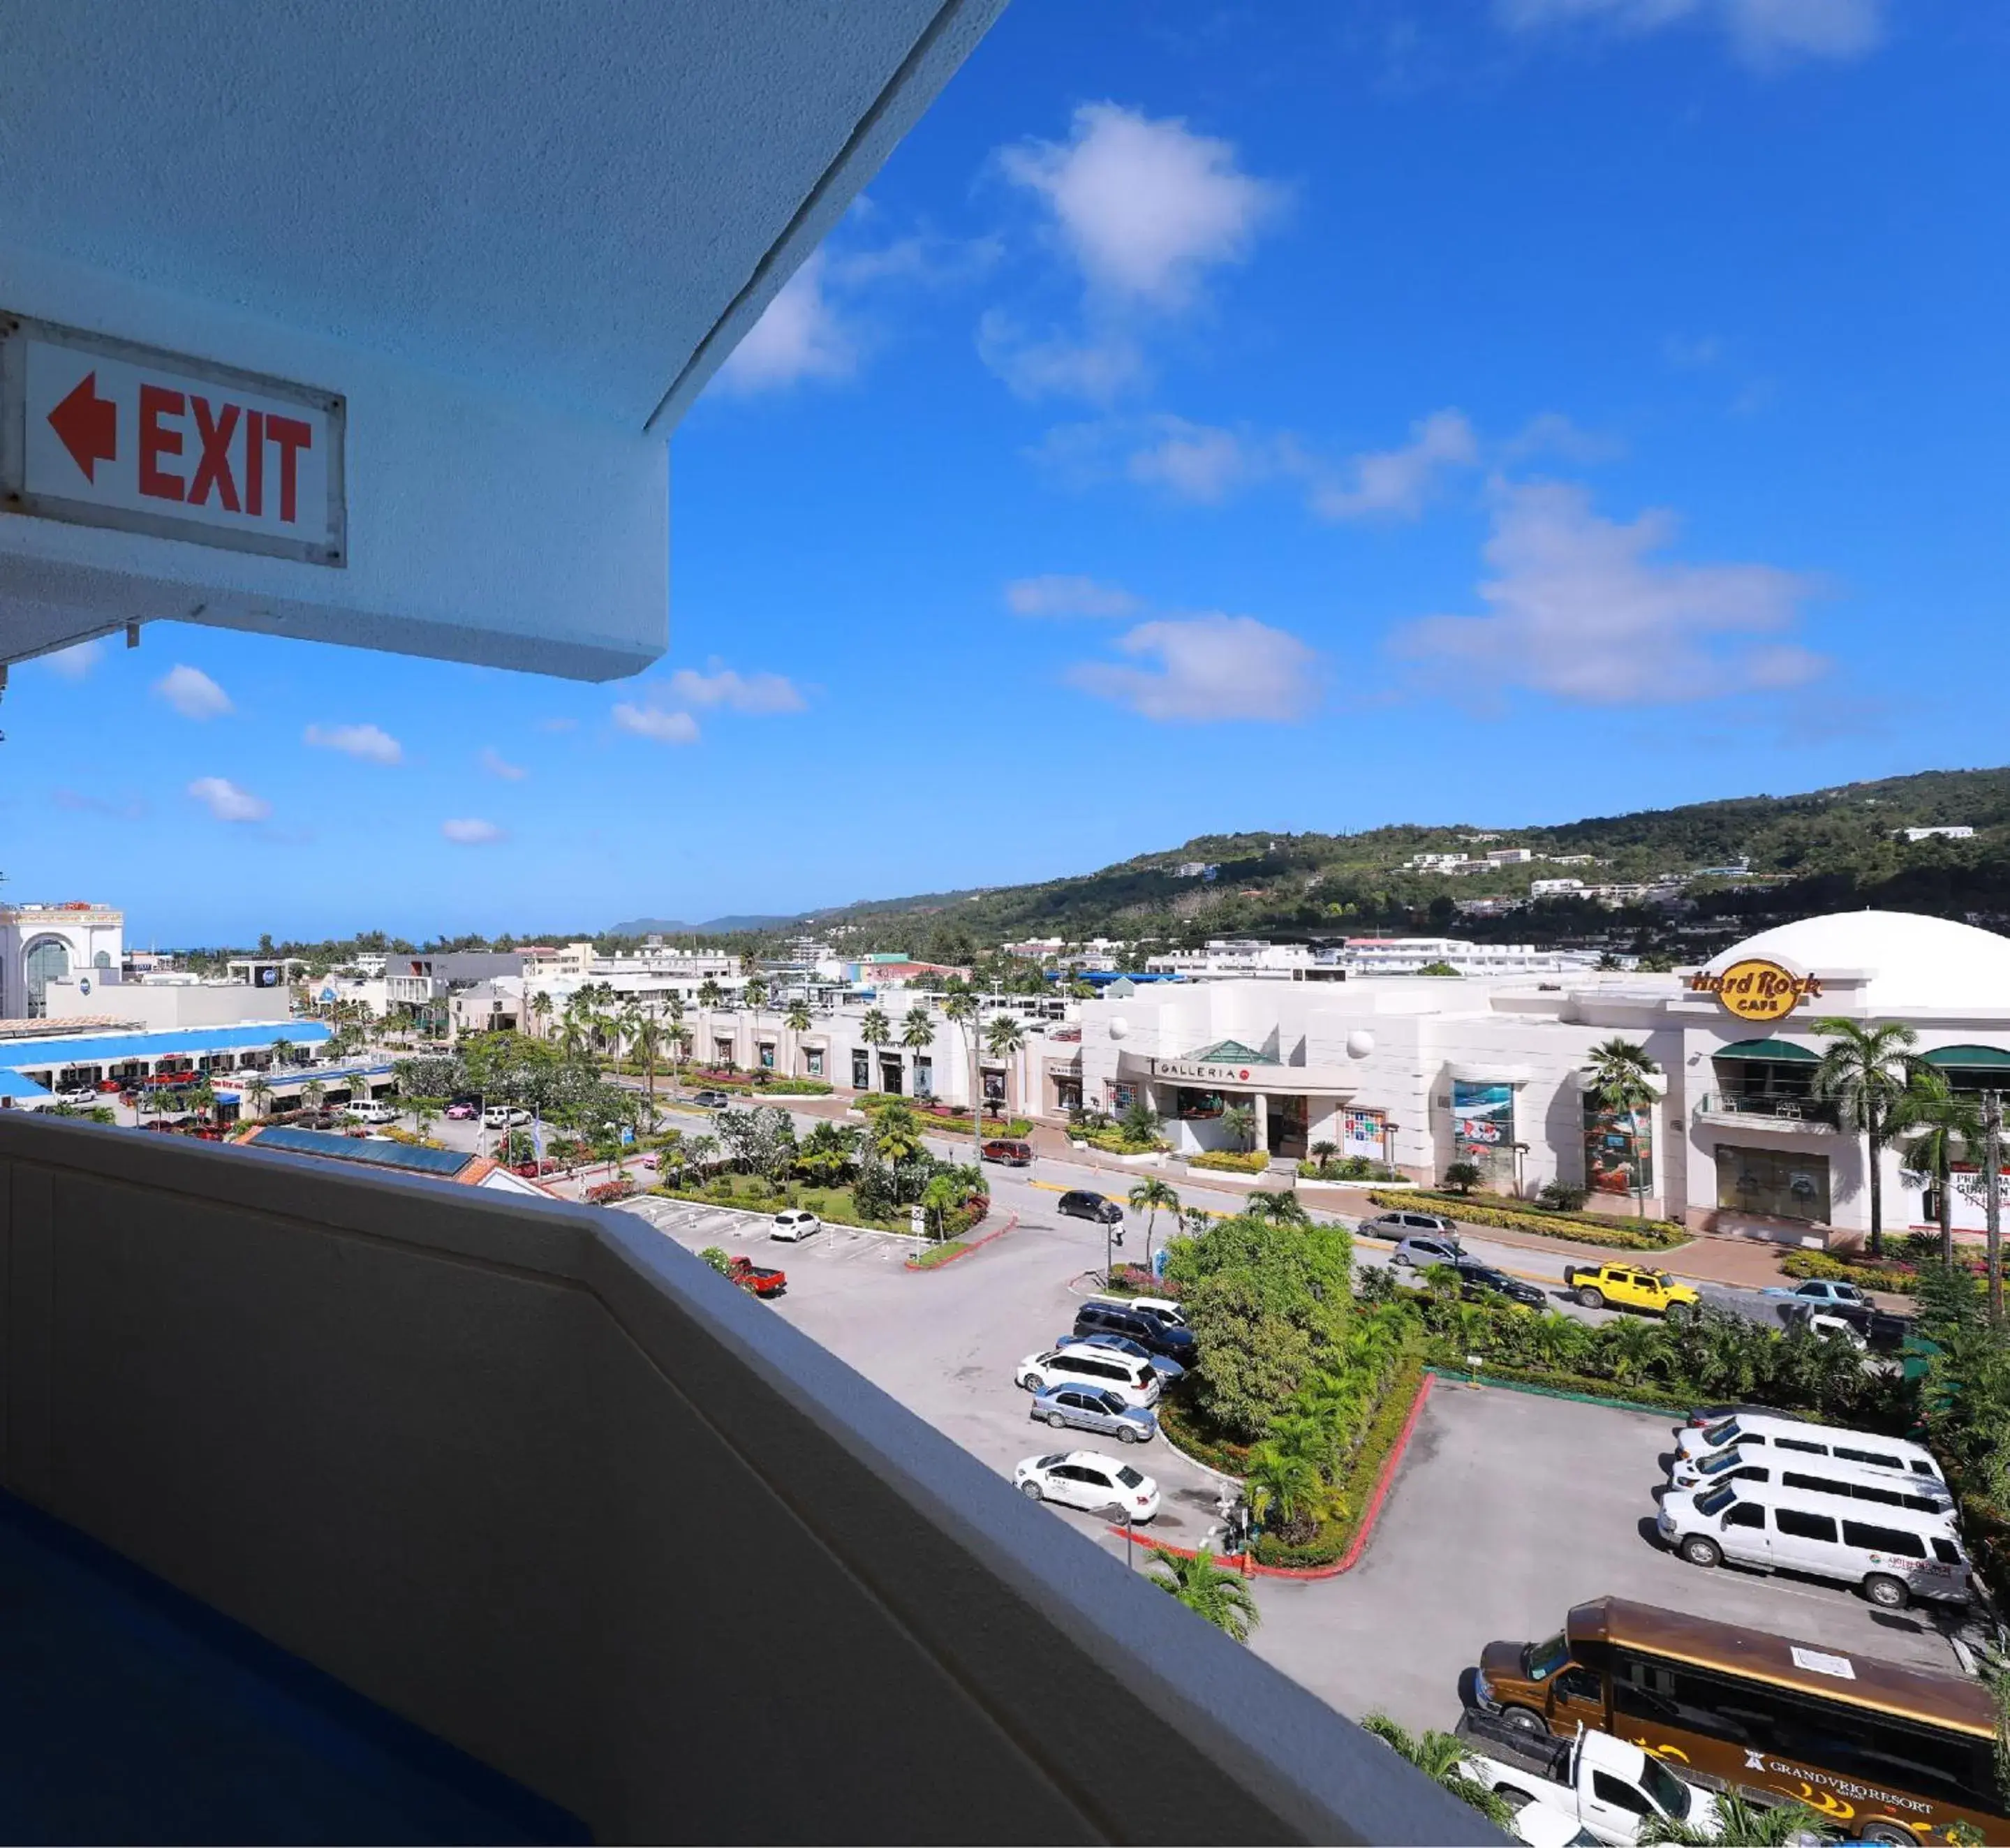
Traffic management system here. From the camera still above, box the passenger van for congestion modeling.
[1658,1477,1971,1609]
[1669,1443,1956,1514]
[1675,1412,1943,1483]
[1014,1345,1161,1409]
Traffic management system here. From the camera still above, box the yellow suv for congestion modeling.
[1563,1262,1699,1317]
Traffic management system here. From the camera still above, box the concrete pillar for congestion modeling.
[1252,1092,1270,1158]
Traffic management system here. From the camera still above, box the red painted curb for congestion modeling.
[1107,1370,1434,1579]
[906,1211,1019,1271]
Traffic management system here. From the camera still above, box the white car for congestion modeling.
[482,1106,530,1128]
[1015,1347,1160,1408]
[343,1100,398,1125]
[54,1086,98,1106]
[1126,1295,1187,1329]
[771,1209,822,1242]
[1014,1451,1160,1523]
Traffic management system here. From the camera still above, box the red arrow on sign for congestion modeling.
[48,371,118,482]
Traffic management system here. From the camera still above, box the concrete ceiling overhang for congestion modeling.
[0,0,1005,679]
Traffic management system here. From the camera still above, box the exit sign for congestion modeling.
[0,313,346,566]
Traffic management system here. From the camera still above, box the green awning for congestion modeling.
[1713,1038,1818,1062]
[1922,1044,2010,1070]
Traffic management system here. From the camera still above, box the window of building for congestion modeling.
[1715,1145,1831,1222]
[805,1048,824,1077]
[1583,1090,1653,1201]
[21,936,69,1017]
[758,1042,776,1069]
[1175,1086,1224,1120]
[914,1058,933,1097]
[851,1049,869,1089]
[1053,1075,1081,1111]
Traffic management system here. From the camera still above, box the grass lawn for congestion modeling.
[652,1174,908,1236]
[908,1240,972,1269]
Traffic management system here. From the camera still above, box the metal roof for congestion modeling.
[244,1127,473,1179]
[1,1021,333,1070]
[0,1071,54,1100]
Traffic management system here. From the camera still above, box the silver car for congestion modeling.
[1028,1383,1156,1444]
[1391,1232,1463,1269]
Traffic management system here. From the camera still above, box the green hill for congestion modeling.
[784,766,2010,961]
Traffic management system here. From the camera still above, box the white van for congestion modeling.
[1674,1412,1942,1482]
[1657,1477,1971,1609]
[1669,1442,1955,1515]
[1015,1346,1161,1410]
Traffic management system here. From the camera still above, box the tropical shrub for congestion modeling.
[1537,1180,1589,1213]
[1779,1248,1976,1296]
[1190,1149,1270,1173]
[1297,1154,1400,1181]
[586,1178,639,1205]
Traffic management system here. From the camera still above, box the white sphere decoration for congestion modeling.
[1345,1029,1375,1059]
[1107,1018,1130,1041]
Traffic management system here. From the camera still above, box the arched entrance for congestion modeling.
[21,935,71,1017]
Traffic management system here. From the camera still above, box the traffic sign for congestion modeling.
[0,312,345,565]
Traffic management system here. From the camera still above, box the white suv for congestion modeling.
[482,1105,530,1128]
[1016,1347,1160,1408]
[343,1099,398,1125]
[1014,1451,1160,1522]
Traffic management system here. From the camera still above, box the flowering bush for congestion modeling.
[586,1178,640,1205]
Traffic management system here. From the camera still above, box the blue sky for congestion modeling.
[8,0,2007,946]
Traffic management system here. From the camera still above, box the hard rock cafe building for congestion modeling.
[1073,910,2010,1248]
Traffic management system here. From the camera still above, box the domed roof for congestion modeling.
[1707,910,2010,1014]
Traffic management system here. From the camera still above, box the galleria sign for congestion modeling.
[1150,1058,1266,1083]
[1690,958,1824,1022]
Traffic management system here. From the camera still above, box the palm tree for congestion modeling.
[983,1012,1026,1117]
[1812,1017,1918,1259]
[901,1005,936,1095]
[871,1100,924,1165]
[1891,1063,1983,1266]
[744,977,770,1072]
[271,1036,297,1072]
[1585,1036,1662,1220]
[301,1079,326,1116]
[1360,1714,1516,1831]
[1245,1437,1325,1543]
[860,1006,892,1091]
[1308,1138,1338,1178]
[242,1074,273,1121]
[1220,1102,1257,1153]
[783,999,813,1074]
[920,1171,961,1241]
[1145,1548,1260,1643]
[630,1016,665,1120]
[1639,1789,1824,1846]
[1128,1176,1181,1275]
[696,977,723,1013]
[529,989,553,1040]
[1245,1188,1311,1227]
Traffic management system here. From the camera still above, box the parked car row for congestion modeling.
[1381,1222,1550,1310]
[1012,1292,1191,1524]
[1657,1410,1972,1610]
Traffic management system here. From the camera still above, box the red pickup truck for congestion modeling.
[725,1255,787,1299]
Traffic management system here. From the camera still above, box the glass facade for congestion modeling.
[1174,1086,1225,1120]
[1451,1080,1516,1185]
[1583,1092,1653,1201]
[1715,1145,1831,1222]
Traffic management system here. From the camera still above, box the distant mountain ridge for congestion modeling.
[603,913,801,937]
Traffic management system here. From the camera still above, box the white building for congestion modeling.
[1530,878,1586,899]
[0,902,124,1018]
[1486,848,1534,865]
[1146,940,1319,982]
[1898,827,1974,843]
[1332,938,1600,978]
[1075,910,2010,1252]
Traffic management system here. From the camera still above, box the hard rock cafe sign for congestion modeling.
[1689,958,1824,1023]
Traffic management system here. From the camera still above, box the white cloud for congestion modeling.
[1000,103,1287,309]
[1307,410,1479,522]
[480,746,526,781]
[304,721,401,764]
[187,776,269,823]
[612,703,700,745]
[1389,479,1826,704]
[40,638,105,679]
[663,665,806,714]
[1067,614,1320,723]
[154,664,232,720]
[535,716,578,734]
[714,251,856,395]
[1127,417,1269,504]
[441,818,505,845]
[975,311,1145,404]
[1495,0,1882,67]
[1005,575,1142,619]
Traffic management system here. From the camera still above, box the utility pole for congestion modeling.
[1986,1090,2003,1326]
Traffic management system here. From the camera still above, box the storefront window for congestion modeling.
[758,1042,776,1069]
[1175,1086,1224,1120]
[1715,1145,1830,1222]
[1451,1081,1515,1185]
[1343,1108,1384,1160]
[851,1049,869,1089]
[982,1067,1005,1102]
[713,1038,734,1064]
[1110,1082,1137,1112]
[1053,1075,1081,1111]
[1583,1093,1653,1199]
[915,1058,933,1096]
[805,1048,825,1077]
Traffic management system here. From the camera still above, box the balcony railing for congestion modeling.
[0,1114,1493,1845]
[1695,1091,1840,1129]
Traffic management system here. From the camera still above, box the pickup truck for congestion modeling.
[1562,1262,1699,1318]
[725,1255,787,1299]
[1458,1715,1719,1847]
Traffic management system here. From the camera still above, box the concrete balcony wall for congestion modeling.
[0,1115,1494,1845]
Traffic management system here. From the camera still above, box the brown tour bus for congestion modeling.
[1471,1595,2003,1843]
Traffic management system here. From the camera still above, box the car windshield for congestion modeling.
[1116,1466,1145,1488]
[1093,1392,1124,1413]
[1695,1447,1742,1476]
[1694,1484,1736,1518]
[1639,1753,1691,1820]
[1525,1631,1570,1682]
[1701,1417,1741,1447]
[1036,1454,1064,1469]
[1653,1273,1675,1288]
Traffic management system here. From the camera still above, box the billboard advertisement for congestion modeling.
[1343,1108,1385,1160]
[1583,1092,1654,1199]
[1451,1080,1514,1183]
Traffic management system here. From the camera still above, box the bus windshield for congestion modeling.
[1525,1631,1570,1682]
[1696,1448,1743,1476]
[1701,1417,1742,1447]
[1694,1484,1736,1518]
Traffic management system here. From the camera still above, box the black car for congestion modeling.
[1454,1258,1545,1308]
[1057,1189,1123,1225]
[1074,1299,1196,1363]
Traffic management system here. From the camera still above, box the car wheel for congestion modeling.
[1017,1373,1042,1392]
[1020,1480,1044,1501]
[1864,1573,1909,1611]
[1103,1504,1128,1523]
[1500,1706,1547,1737]
[1860,1825,1916,1845]
[1045,1412,1067,1428]
[1663,1302,1691,1325]
[1680,1535,1722,1569]
[1576,1287,1604,1309]
[1118,1425,1140,1443]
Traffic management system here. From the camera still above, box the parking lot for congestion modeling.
[1250,1384,1974,1732]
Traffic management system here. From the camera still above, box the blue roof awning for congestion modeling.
[0,1071,54,1101]
[0,1020,332,1071]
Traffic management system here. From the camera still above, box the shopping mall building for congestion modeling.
[1077,909,2010,1249]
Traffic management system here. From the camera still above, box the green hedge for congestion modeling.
[1254,1353,1426,1569]
[1298,1158,1400,1181]
[1426,1354,1694,1414]
[1077,1128,1169,1155]
[1154,1396,1252,1477]
[1780,1249,1938,1296]
[1188,1149,1269,1174]
[1367,1189,1687,1252]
